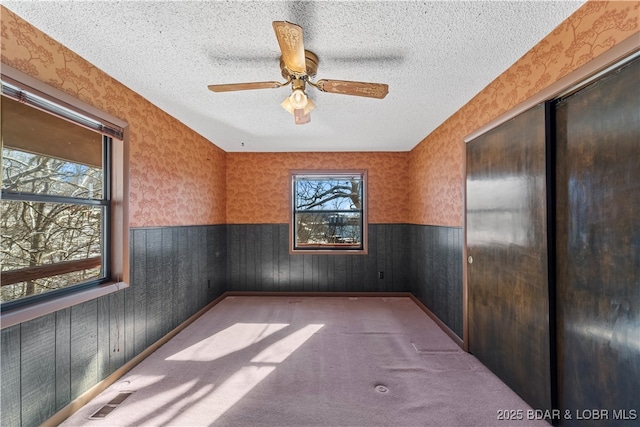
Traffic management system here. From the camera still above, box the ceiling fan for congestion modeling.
[207,21,389,125]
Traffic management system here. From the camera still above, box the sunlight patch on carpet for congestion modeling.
[207,366,276,423]
[251,324,324,363]
[210,323,324,423]
[166,322,289,362]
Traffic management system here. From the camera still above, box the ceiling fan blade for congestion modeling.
[273,21,306,74]
[316,79,389,99]
[207,81,284,92]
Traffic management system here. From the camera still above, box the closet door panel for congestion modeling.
[467,103,551,411]
[555,57,640,423]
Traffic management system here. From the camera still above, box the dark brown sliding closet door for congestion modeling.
[466,103,552,412]
[555,57,640,424]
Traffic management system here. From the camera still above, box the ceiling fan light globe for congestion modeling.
[289,89,308,109]
[303,98,316,115]
[281,97,294,114]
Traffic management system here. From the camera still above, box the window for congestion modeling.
[291,171,367,253]
[1,73,127,313]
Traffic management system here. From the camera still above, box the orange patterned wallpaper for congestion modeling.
[1,7,227,227]
[409,0,639,227]
[226,152,410,224]
[2,2,637,228]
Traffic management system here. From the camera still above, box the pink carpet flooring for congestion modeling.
[60,296,550,426]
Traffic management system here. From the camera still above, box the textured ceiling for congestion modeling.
[3,1,585,152]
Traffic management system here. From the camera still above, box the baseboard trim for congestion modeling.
[409,294,465,349]
[42,293,228,427]
[225,291,413,298]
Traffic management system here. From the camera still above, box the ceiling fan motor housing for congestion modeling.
[280,50,319,80]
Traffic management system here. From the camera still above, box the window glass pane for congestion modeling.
[1,201,103,269]
[295,212,362,247]
[2,147,103,199]
[295,178,362,211]
[1,201,104,303]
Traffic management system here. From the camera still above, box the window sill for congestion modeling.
[1,281,128,329]
[290,248,368,255]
